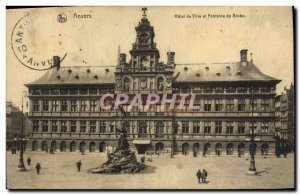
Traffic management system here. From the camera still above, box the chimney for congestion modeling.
[119,53,126,65]
[53,56,61,70]
[167,52,175,65]
[240,49,248,66]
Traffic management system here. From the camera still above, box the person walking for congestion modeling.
[202,169,208,184]
[35,163,41,174]
[27,157,31,165]
[196,169,202,183]
[76,160,82,172]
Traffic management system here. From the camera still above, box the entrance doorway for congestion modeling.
[135,144,148,154]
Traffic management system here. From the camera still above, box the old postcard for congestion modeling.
[6,6,295,190]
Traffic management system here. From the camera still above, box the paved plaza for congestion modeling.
[6,151,294,190]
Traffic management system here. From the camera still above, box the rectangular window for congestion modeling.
[69,88,78,95]
[99,121,106,133]
[261,99,270,111]
[42,100,49,112]
[90,121,96,133]
[52,121,58,132]
[110,124,114,133]
[61,121,67,132]
[70,121,77,132]
[204,99,211,111]
[80,121,86,133]
[52,100,59,112]
[250,99,258,111]
[193,121,200,134]
[80,100,88,112]
[215,121,222,134]
[33,100,40,111]
[261,122,269,134]
[226,99,234,112]
[61,100,68,112]
[250,122,257,134]
[42,120,48,132]
[182,121,189,134]
[238,99,246,111]
[90,100,97,112]
[238,122,245,134]
[204,121,211,134]
[89,88,98,95]
[226,122,233,134]
[33,120,39,132]
[71,100,77,112]
[215,99,223,111]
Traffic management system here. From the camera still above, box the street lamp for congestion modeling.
[247,86,257,175]
[18,90,27,172]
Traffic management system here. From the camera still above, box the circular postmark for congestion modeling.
[11,13,66,71]
[57,13,67,23]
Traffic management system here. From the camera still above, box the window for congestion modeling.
[52,121,58,132]
[238,99,246,111]
[261,99,270,111]
[110,124,114,133]
[33,120,39,132]
[90,100,97,112]
[70,121,77,132]
[33,100,40,111]
[249,99,258,111]
[226,122,233,134]
[250,122,257,134]
[79,88,88,95]
[238,122,245,134]
[204,121,211,134]
[99,121,106,133]
[42,120,48,132]
[215,121,222,134]
[52,100,59,112]
[71,100,77,112]
[193,121,200,134]
[80,100,88,112]
[226,99,234,112]
[182,121,189,134]
[61,121,67,132]
[215,99,223,111]
[204,99,211,111]
[90,121,96,133]
[261,122,269,134]
[80,121,86,133]
[89,88,98,95]
[43,100,49,111]
[61,100,68,112]
[138,121,148,137]
[155,122,164,138]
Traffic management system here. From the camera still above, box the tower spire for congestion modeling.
[141,7,148,19]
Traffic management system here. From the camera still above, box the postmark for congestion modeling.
[11,13,66,71]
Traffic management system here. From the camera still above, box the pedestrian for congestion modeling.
[27,157,31,165]
[202,169,208,184]
[76,160,82,172]
[35,163,41,174]
[196,169,202,183]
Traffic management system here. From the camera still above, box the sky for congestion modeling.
[6,6,294,111]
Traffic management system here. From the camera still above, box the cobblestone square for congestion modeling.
[6,151,294,189]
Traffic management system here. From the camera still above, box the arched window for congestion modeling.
[32,140,38,151]
[138,121,148,138]
[79,141,86,152]
[89,142,96,152]
[123,121,130,133]
[182,142,189,155]
[226,143,234,155]
[204,143,211,154]
[238,143,245,155]
[70,141,76,152]
[155,122,164,138]
[261,143,269,155]
[155,142,164,153]
[41,141,48,151]
[123,78,129,92]
[157,77,164,91]
[60,141,66,152]
[51,141,57,151]
[99,142,106,152]
[215,143,222,155]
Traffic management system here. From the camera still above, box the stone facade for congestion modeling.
[25,10,281,156]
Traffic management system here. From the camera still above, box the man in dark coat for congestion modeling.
[35,163,41,174]
[27,157,31,165]
[76,160,82,172]
[196,169,202,183]
[202,169,208,183]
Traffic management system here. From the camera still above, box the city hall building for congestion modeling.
[26,10,281,156]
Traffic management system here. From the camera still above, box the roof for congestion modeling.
[173,62,280,83]
[26,66,115,86]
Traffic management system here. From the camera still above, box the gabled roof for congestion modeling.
[173,61,280,83]
[26,66,115,86]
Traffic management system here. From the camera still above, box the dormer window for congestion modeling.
[205,67,209,71]
[184,67,188,71]
[94,74,98,79]
[236,71,242,76]
[105,68,109,73]
[195,73,200,77]
[68,69,72,74]
[226,66,231,70]
[216,73,221,77]
[75,74,79,79]
[87,69,90,73]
